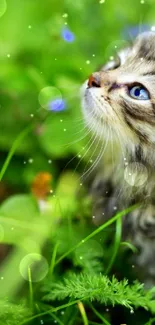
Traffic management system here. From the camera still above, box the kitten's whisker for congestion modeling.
[81,128,110,181]
[62,128,92,149]
[138,14,145,36]
[62,118,100,172]
[114,129,127,201]
[114,128,126,159]
[73,107,98,124]
[76,122,103,176]
[72,120,102,175]
[62,110,99,148]
[109,126,115,172]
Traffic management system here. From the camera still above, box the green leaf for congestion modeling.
[0,194,39,221]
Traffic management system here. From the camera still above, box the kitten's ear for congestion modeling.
[133,31,155,60]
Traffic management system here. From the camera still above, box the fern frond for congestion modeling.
[0,299,31,325]
[43,273,153,311]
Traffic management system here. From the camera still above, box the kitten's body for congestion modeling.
[81,32,155,287]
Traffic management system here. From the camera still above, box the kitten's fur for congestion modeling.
[81,32,155,287]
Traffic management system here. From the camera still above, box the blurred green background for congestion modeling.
[0,0,155,324]
[0,0,154,191]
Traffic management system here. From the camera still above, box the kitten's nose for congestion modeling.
[88,74,101,88]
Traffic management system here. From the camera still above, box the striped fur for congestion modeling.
[81,32,155,286]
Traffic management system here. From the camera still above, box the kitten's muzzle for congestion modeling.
[88,74,101,88]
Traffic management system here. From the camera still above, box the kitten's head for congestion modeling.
[81,32,155,162]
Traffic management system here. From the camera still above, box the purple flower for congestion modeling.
[61,28,75,42]
[48,99,66,112]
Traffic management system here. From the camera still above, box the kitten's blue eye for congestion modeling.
[129,85,149,100]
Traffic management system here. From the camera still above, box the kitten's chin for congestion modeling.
[81,85,117,138]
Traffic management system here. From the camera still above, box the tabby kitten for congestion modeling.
[81,31,155,287]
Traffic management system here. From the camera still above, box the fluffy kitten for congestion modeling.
[81,31,155,287]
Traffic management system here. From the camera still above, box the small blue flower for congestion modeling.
[122,24,150,39]
[61,28,75,42]
[48,99,66,112]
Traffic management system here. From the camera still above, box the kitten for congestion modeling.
[81,31,155,287]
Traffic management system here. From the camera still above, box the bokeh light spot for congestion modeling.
[38,86,64,111]
[19,253,49,282]
[124,162,148,187]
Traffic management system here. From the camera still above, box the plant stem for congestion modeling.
[105,217,122,274]
[0,124,33,181]
[55,204,139,265]
[28,267,33,309]
[78,301,89,325]
[49,241,59,275]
